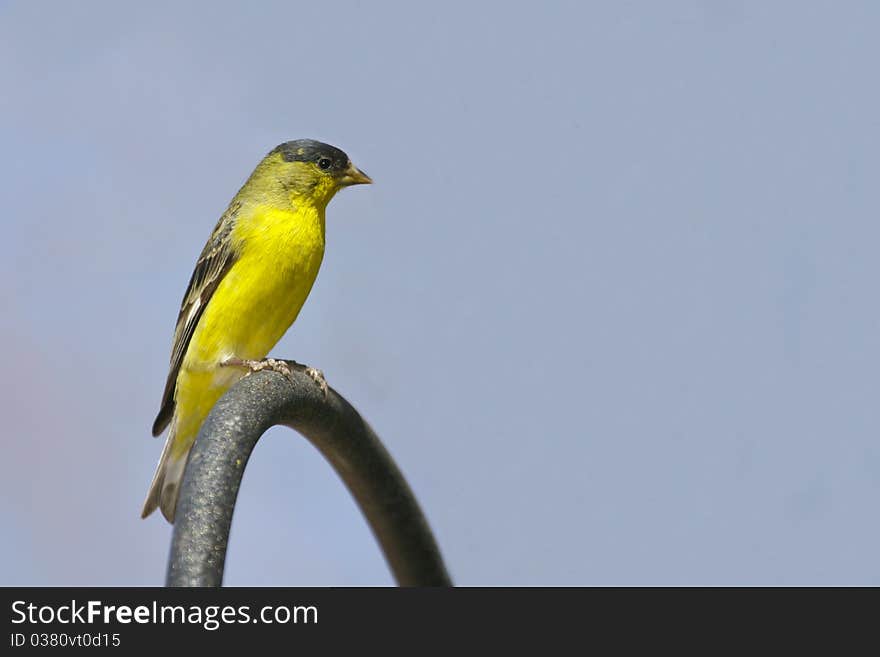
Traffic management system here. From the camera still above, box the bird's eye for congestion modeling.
[317,157,332,170]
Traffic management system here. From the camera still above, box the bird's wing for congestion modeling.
[151,201,242,436]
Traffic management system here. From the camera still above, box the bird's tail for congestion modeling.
[141,427,190,523]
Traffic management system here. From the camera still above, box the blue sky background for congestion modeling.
[2,1,878,585]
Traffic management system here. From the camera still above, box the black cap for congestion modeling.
[271,139,350,173]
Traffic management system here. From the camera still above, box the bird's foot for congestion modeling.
[221,357,293,382]
[221,357,328,396]
[303,366,328,397]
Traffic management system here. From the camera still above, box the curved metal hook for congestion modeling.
[165,365,452,587]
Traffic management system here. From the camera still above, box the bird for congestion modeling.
[142,139,372,523]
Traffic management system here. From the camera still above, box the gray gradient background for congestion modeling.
[2,1,878,585]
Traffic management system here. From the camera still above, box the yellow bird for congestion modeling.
[142,140,372,523]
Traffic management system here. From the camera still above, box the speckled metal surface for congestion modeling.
[165,365,451,587]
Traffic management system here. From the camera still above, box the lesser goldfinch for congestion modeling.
[142,140,371,523]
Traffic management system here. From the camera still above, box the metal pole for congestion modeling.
[165,364,452,587]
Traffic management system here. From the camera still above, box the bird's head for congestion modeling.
[256,139,372,208]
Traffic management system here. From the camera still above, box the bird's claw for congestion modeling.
[221,357,327,396]
[304,366,328,397]
[222,357,294,382]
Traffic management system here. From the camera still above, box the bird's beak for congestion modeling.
[340,162,373,186]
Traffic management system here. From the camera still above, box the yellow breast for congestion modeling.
[184,202,326,369]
